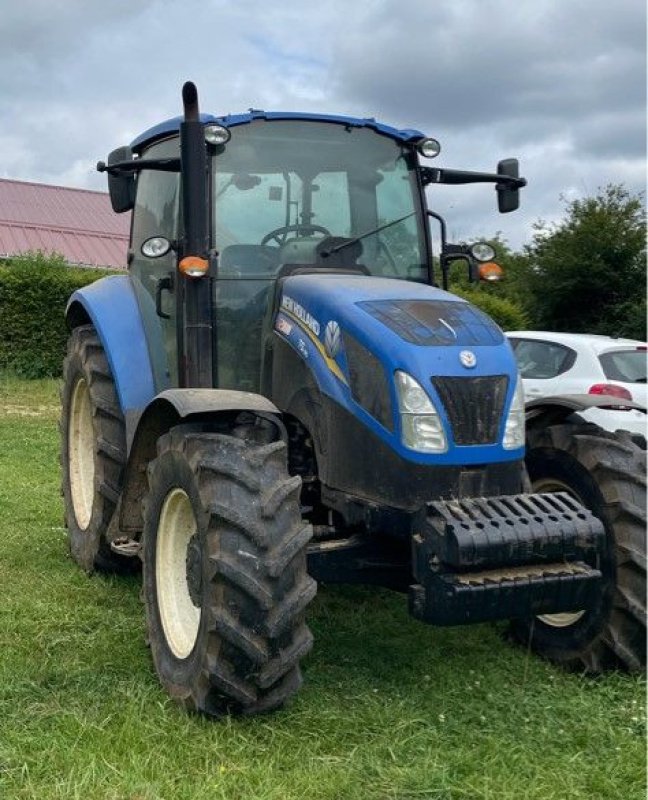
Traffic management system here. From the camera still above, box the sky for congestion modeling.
[2,0,645,250]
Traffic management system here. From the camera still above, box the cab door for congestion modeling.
[129,138,181,390]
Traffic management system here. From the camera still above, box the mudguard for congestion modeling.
[526,394,646,428]
[116,388,282,536]
[66,275,157,443]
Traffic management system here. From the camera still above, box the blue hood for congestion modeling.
[274,274,522,466]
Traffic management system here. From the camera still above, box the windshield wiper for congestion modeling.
[319,211,416,258]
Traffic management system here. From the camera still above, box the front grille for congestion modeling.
[431,375,509,445]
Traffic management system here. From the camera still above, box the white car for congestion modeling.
[506,331,647,438]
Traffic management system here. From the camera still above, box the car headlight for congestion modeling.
[395,371,447,453]
[503,376,525,450]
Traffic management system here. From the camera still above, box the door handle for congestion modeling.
[155,274,174,319]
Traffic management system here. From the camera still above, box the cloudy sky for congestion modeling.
[2,0,645,249]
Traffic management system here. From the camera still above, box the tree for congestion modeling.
[525,185,646,340]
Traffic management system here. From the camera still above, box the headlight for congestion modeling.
[468,242,496,262]
[395,371,447,453]
[417,138,441,158]
[141,236,171,258]
[204,124,231,145]
[503,376,525,450]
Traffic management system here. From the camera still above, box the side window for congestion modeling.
[131,139,180,253]
[512,339,576,379]
[599,350,647,383]
[130,138,181,389]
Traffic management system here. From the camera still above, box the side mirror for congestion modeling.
[106,146,135,213]
[497,158,520,213]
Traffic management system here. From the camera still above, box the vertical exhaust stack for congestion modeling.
[180,81,208,259]
[179,81,213,388]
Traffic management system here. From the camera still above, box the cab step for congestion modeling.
[109,536,141,557]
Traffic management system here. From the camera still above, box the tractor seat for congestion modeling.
[277,235,365,271]
[275,236,370,277]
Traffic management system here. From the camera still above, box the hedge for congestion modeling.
[451,286,529,332]
[0,252,115,378]
[0,252,529,379]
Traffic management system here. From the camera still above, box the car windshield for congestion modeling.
[211,120,428,281]
[599,349,647,383]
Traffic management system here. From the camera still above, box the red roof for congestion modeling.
[0,178,130,269]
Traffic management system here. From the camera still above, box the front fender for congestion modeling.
[152,388,279,418]
[116,388,282,535]
[66,276,157,440]
[526,393,646,429]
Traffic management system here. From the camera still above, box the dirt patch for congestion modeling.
[1,403,60,418]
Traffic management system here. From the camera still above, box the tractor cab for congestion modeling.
[102,97,523,396]
[124,115,433,393]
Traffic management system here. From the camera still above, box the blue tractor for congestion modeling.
[62,83,645,716]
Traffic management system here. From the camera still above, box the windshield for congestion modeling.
[211,120,428,282]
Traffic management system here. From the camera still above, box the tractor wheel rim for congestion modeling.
[533,474,587,628]
[69,376,95,530]
[536,609,586,627]
[156,488,201,659]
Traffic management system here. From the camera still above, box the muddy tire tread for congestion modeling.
[520,421,645,672]
[143,428,315,716]
[60,325,133,574]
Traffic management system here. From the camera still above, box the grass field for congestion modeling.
[0,374,645,800]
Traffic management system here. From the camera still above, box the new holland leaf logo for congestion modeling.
[459,350,477,368]
[324,320,341,358]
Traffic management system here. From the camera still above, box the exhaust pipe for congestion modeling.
[178,81,213,388]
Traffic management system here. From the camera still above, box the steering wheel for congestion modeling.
[260,224,331,247]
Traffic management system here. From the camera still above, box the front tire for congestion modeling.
[142,425,316,716]
[60,325,132,573]
[513,423,646,672]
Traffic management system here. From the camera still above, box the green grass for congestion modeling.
[0,375,645,800]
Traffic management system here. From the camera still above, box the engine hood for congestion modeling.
[273,273,522,465]
[276,273,517,376]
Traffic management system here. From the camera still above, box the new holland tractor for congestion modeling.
[62,82,646,716]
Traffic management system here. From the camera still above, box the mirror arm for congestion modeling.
[427,210,451,290]
[97,157,181,175]
[421,167,526,189]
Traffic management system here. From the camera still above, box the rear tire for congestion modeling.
[513,423,646,672]
[61,325,133,573]
[142,425,315,716]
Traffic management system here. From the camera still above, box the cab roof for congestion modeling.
[130,111,425,153]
